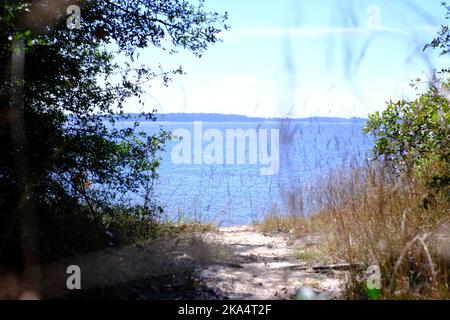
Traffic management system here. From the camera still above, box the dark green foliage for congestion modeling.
[0,0,227,270]
[364,81,449,169]
[425,1,450,57]
[364,80,450,197]
[365,2,450,197]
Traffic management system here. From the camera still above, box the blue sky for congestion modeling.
[125,0,450,118]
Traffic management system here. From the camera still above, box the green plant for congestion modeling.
[0,0,228,295]
[364,79,450,198]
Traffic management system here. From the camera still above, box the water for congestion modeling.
[118,119,372,226]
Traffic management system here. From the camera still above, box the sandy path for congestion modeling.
[200,226,346,300]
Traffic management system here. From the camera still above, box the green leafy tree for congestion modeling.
[364,81,449,175]
[425,1,450,57]
[0,0,227,270]
[365,1,450,193]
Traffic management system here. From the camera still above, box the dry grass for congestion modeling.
[260,164,450,299]
[259,214,311,237]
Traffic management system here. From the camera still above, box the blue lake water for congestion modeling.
[120,119,372,226]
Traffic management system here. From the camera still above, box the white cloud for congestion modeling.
[221,26,368,40]
[220,24,440,40]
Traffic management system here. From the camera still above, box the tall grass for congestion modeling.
[261,162,450,299]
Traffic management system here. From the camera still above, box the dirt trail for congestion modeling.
[200,226,346,300]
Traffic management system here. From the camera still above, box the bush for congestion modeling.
[364,79,450,198]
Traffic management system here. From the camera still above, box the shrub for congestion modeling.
[364,79,449,190]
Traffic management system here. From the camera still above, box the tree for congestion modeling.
[0,0,228,281]
[365,1,450,194]
[424,1,450,57]
[364,81,450,178]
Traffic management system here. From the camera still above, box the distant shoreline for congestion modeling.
[118,113,368,123]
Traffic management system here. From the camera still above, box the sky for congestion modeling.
[124,0,450,118]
